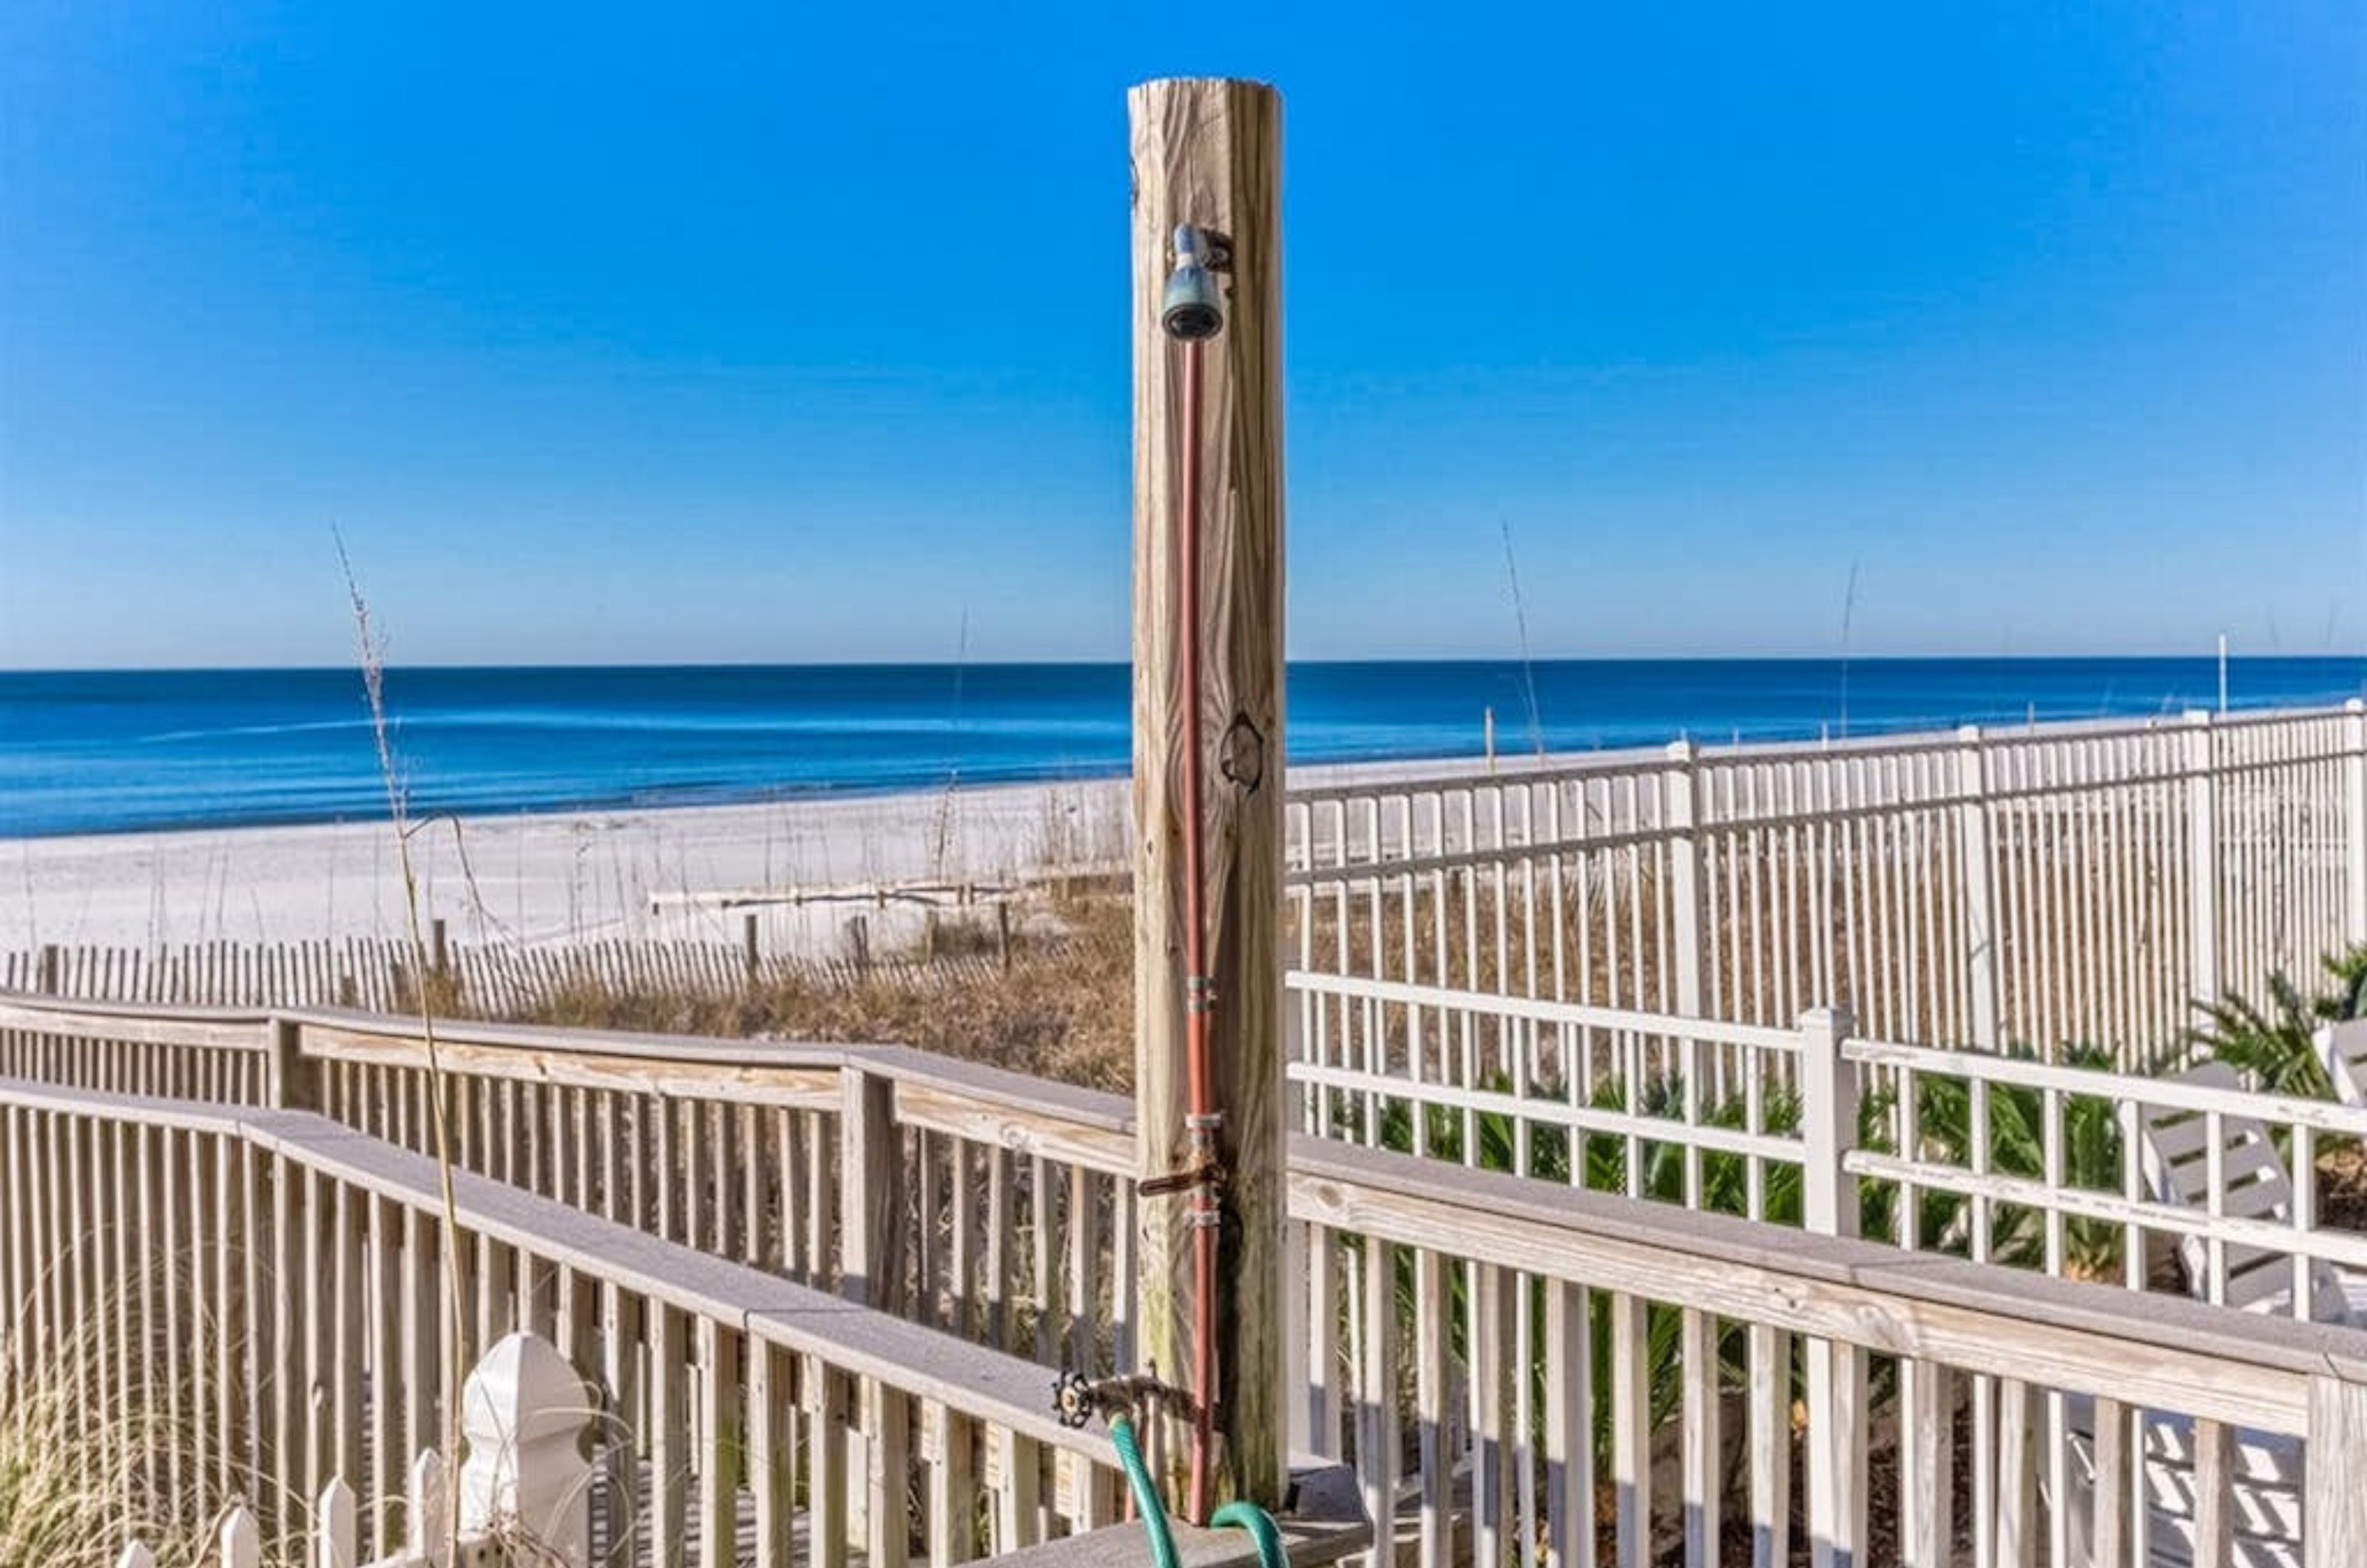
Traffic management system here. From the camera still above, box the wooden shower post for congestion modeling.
[1128,75,1287,1515]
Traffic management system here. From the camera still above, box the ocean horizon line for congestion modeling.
[8,656,2365,840]
[6,651,2367,677]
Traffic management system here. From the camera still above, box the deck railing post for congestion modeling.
[2345,700,2367,947]
[266,1018,318,1111]
[2185,710,2221,1010]
[839,1064,904,1312]
[1664,740,1704,1017]
[1798,1007,1857,1240]
[1798,1006,1863,1568]
[2307,1373,2367,1568]
[1955,726,2001,1049]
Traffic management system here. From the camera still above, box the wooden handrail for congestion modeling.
[1288,1133,2367,1435]
[0,1072,1113,1464]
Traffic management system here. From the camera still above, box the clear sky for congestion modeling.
[1,3,2360,669]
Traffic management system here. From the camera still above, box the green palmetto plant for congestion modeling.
[1331,1045,2150,1478]
[1338,1073,1805,1467]
[2187,945,2367,1104]
[1857,1043,2131,1280]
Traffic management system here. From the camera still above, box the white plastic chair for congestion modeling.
[2312,1018,2367,1107]
[2135,1061,2366,1326]
[2052,1061,2364,1567]
[2062,1404,2303,1568]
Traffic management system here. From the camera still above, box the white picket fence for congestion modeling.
[121,1331,590,1568]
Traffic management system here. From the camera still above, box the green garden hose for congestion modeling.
[1104,1413,1289,1568]
[1107,1415,1181,1568]
[1211,1500,1289,1568]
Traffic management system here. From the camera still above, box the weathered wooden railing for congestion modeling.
[0,1075,1137,1568]
[1285,1133,2367,1568]
[0,991,1144,1382]
[27,1076,2363,1564]
[10,985,2367,1359]
[1289,703,2366,1067]
[9,993,2367,1564]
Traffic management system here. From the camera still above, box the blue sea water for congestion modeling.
[2,659,2363,839]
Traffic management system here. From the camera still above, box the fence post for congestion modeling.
[1799,1006,1859,1237]
[2185,711,2221,1008]
[1798,1006,1863,1568]
[1664,740,1704,1017]
[2346,700,2367,947]
[839,1064,904,1311]
[35,942,57,995]
[1955,726,2002,1050]
[459,1331,595,1566]
[2310,1373,2367,1568]
[266,1017,320,1111]
[430,918,450,979]
[2308,1373,2367,1567]
[742,913,761,982]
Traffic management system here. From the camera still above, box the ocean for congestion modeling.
[3,658,2362,839]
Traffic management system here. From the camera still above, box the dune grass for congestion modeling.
[503,889,1139,1093]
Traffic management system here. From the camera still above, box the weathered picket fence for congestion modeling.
[119,1331,594,1568]
[1,930,1013,1016]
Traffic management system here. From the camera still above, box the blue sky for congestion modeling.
[1,3,2360,668]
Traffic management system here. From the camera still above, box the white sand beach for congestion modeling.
[0,777,1135,956]
[0,750,1542,960]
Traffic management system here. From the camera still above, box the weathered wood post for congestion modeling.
[1130,75,1287,1516]
[2308,1372,2367,1568]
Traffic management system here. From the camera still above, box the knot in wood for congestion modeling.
[1220,712,1266,793]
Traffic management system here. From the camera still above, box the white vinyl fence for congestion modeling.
[1289,704,2367,1066]
[1284,978,2367,1319]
